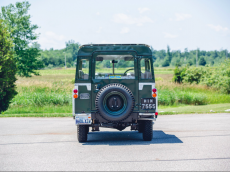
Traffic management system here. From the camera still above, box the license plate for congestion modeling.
[75,116,91,125]
[141,98,156,110]
[80,93,90,99]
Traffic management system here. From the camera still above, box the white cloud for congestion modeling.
[113,13,153,26]
[37,31,66,49]
[96,12,100,15]
[175,13,192,21]
[208,24,229,32]
[38,37,65,49]
[163,32,178,38]
[138,7,150,14]
[120,27,130,34]
[45,31,65,41]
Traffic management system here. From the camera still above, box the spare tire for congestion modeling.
[95,83,135,122]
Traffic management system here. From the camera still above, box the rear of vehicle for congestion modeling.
[73,44,158,142]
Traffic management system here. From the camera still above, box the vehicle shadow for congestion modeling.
[83,130,183,145]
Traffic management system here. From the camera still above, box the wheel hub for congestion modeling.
[107,95,123,111]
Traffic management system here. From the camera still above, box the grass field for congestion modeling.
[1,103,229,117]
[2,67,230,117]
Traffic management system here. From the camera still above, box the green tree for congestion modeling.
[172,66,187,83]
[162,45,171,67]
[211,60,214,66]
[65,40,80,61]
[162,60,170,67]
[199,57,206,66]
[150,46,157,62]
[175,59,182,67]
[187,60,193,66]
[0,1,43,77]
[0,20,17,113]
[212,50,218,59]
[184,48,188,60]
[165,45,172,62]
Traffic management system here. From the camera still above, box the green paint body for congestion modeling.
[74,44,156,114]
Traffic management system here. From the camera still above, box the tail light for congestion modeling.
[152,93,157,97]
[152,88,157,98]
[73,89,78,98]
[155,112,158,116]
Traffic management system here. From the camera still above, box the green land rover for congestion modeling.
[73,44,158,142]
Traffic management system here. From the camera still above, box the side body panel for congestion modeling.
[74,56,91,114]
[138,56,156,113]
[74,85,91,113]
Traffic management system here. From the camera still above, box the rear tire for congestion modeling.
[86,126,89,134]
[142,120,153,141]
[77,125,88,142]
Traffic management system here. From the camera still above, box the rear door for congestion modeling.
[91,51,139,112]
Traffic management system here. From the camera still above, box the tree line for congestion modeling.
[151,46,229,67]
[39,40,80,69]
[40,45,229,68]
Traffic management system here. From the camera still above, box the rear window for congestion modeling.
[78,59,89,80]
[95,55,135,79]
[140,58,152,79]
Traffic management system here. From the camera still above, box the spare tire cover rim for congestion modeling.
[103,91,127,116]
[96,83,134,122]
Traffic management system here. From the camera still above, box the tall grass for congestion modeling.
[156,80,230,104]
[158,90,208,105]
[11,82,227,108]
[11,76,230,107]
[12,80,72,106]
[12,92,71,106]
[12,86,209,107]
[2,69,230,115]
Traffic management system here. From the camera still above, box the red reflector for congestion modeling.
[73,89,78,93]
[152,88,157,92]
[155,112,158,116]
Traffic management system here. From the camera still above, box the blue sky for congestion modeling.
[1,0,230,51]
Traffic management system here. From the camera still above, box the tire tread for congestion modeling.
[142,120,153,141]
[77,125,88,142]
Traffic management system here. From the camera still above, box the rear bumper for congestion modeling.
[74,112,157,125]
[138,113,157,121]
